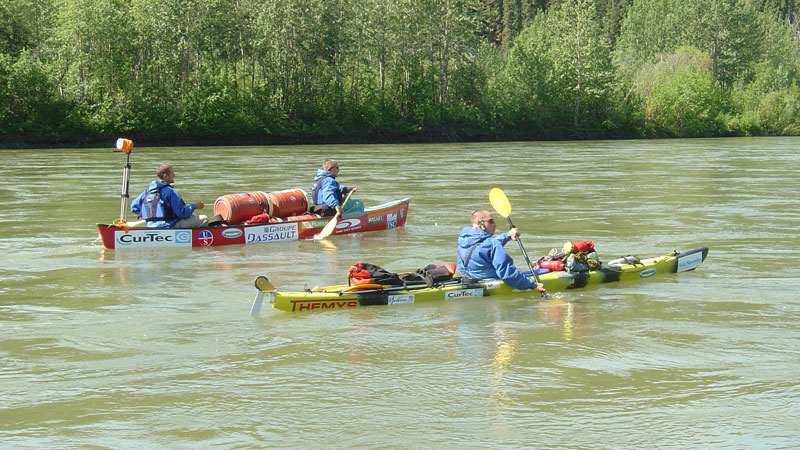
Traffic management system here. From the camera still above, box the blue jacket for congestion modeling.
[130,179,197,228]
[312,168,348,208]
[456,226,538,291]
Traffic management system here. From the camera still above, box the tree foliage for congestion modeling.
[2,0,800,146]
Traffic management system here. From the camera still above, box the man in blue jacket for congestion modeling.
[457,209,546,293]
[311,159,357,216]
[131,164,209,228]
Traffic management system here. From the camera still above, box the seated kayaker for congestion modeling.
[130,164,209,228]
[456,209,546,293]
[311,159,361,216]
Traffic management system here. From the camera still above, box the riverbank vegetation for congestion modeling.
[2,0,799,147]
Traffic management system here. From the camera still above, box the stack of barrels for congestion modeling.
[213,188,317,225]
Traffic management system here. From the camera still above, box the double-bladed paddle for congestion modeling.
[489,187,547,298]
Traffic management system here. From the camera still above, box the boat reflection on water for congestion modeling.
[537,298,576,342]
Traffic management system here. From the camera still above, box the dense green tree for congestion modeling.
[615,0,764,88]
[2,0,800,145]
[632,46,729,137]
[507,0,615,136]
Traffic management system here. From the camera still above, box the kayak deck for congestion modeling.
[250,247,709,314]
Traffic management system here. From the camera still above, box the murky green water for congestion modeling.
[1,138,798,447]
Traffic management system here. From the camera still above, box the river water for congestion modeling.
[1,138,798,448]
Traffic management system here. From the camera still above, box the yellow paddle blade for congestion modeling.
[313,212,339,240]
[489,188,512,218]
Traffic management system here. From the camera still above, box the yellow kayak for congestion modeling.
[249,247,708,314]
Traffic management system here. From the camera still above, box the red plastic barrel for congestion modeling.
[214,191,270,224]
[267,188,309,218]
[539,259,565,271]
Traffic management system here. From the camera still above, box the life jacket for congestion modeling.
[311,174,341,206]
[140,185,173,222]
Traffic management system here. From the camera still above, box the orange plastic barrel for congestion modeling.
[267,188,309,218]
[214,191,270,224]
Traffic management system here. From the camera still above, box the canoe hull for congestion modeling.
[253,247,708,314]
[97,198,410,249]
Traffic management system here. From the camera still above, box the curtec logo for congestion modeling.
[445,288,484,299]
[638,268,657,278]
[221,228,243,239]
[290,298,358,312]
[368,215,384,226]
[117,233,171,245]
[116,230,191,247]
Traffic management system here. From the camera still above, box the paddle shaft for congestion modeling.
[504,216,546,298]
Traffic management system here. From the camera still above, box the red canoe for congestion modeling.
[96,198,410,249]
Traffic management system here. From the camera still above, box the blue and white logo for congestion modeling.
[175,230,192,244]
[222,228,243,239]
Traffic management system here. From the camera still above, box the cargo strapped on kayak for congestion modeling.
[348,263,456,288]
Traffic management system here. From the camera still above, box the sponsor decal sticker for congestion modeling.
[303,220,330,229]
[368,215,385,226]
[115,229,192,248]
[388,294,414,305]
[290,298,358,312]
[221,228,243,239]
[387,212,397,229]
[639,268,657,278]
[445,288,484,299]
[335,218,362,230]
[483,280,502,290]
[677,252,703,272]
[198,229,214,246]
[245,222,298,244]
[175,230,192,244]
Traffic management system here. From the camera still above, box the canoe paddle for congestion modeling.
[488,188,547,298]
[313,188,356,241]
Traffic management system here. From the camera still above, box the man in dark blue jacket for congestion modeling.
[457,209,546,293]
[131,164,209,228]
[311,159,356,216]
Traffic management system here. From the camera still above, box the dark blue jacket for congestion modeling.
[131,180,197,228]
[456,226,538,290]
[312,168,348,208]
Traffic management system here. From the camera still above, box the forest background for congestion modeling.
[2,0,800,148]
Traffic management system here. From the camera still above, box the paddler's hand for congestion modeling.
[534,283,546,293]
[335,206,343,215]
[349,186,357,193]
[193,202,205,209]
[508,227,520,241]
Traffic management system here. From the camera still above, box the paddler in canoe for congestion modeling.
[457,209,546,294]
[310,159,362,216]
[130,163,210,228]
